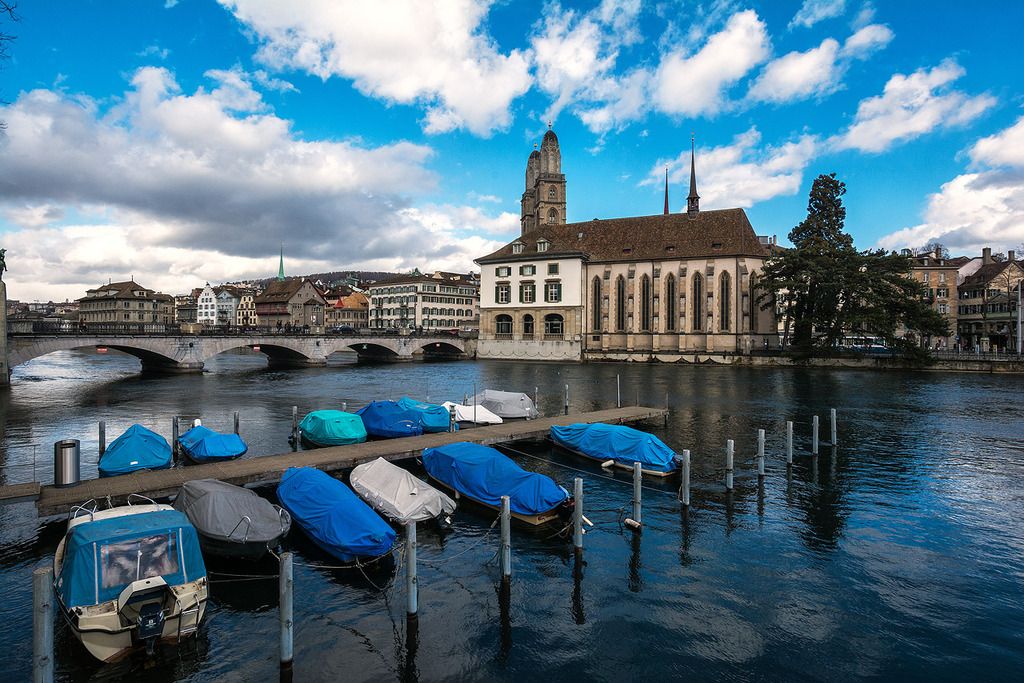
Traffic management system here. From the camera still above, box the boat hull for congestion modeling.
[427,475,565,527]
[550,442,677,478]
[196,533,283,561]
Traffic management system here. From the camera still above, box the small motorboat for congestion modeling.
[550,423,680,477]
[468,389,539,419]
[178,424,247,464]
[441,401,503,425]
[356,401,424,439]
[276,467,395,563]
[298,410,367,447]
[396,396,457,433]
[53,499,208,662]
[421,442,571,526]
[350,457,456,526]
[173,479,291,560]
[98,424,173,477]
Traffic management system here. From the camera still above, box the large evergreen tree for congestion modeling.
[758,173,947,357]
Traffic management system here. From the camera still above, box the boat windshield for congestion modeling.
[100,533,179,589]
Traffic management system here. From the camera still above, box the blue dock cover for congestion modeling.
[421,442,568,516]
[299,410,367,446]
[179,425,248,463]
[98,424,173,477]
[550,423,678,473]
[396,397,456,433]
[56,509,206,608]
[356,401,424,439]
[277,467,395,562]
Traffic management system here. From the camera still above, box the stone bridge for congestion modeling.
[4,333,472,380]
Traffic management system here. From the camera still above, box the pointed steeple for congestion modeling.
[277,243,285,281]
[663,167,670,215]
[687,133,700,218]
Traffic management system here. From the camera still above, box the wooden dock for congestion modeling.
[0,406,667,517]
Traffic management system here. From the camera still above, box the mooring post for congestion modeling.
[786,421,793,465]
[564,384,569,416]
[632,461,642,528]
[500,496,511,586]
[830,408,838,445]
[279,551,294,675]
[757,428,765,478]
[233,411,240,435]
[406,521,418,616]
[812,415,819,455]
[534,386,539,409]
[573,477,584,550]
[172,416,179,456]
[616,374,621,408]
[342,401,347,412]
[33,566,54,683]
[679,449,691,507]
[448,404,457,433]
[291,406,299,446]
[725,439,735,491]
[98,421,106,456]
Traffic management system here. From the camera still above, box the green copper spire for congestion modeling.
[277,243,285,281]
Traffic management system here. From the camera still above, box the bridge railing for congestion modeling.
[7,320,475,339]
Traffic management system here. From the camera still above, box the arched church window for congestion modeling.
[719,272,731,331]
[548,186,557,200]
[615,276,626,331]
[692,273,703,331]
[665,274,676,331]
[547,208,558,224]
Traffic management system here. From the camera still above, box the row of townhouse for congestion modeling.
[365,270,480,331]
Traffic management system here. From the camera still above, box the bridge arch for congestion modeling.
[7,337,194,372]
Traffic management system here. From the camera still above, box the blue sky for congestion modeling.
[1,0,1023,301]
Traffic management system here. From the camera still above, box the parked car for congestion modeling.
[331,325,357,334]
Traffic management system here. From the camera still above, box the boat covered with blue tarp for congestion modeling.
[299,410,367,447]
[356,401,424,439]
[396,397,456,433]
[276,467,396,562]
[178,425,248,464]
[98,424,173,477]
[421,442,570,525]
[550,423,679,476]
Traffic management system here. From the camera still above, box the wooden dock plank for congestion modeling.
[5,406,666,517]
[0,481,42,505]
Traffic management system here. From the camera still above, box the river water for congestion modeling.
[0,349,1021,681]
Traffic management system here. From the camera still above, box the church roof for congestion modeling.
[542,128,559,145]
[477,209,768,264]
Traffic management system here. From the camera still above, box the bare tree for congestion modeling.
[0,2,17,131]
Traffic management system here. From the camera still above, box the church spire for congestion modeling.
[277,243,285,281]
[687,133,700,218]
[663,166,670,215]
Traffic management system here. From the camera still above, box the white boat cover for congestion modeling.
[441,401,504,425]
[350,458,456,524]
[469,389,539,419]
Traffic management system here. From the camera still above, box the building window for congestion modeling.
[719,272,731,331]
[615,275,626,331]
[496,266,511,277]
[523,314,535,336]
[592,276,602,331]
[639,275,652,331]
[548,263,559,275]
[520,265,536,276]
[512,243,525,254]
[495,314,513,336]
[520,282,536,303]
[692,273,703,331]
[495,284,511,304]
[545,282,562,302]
[547,208,558,224]
[665,274,676,331]
[537,239,549,253]
[548,186,556,200]
[544,313,564,338]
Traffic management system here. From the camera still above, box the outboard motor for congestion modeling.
[137,602,166,655]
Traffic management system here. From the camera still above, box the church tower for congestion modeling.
[687,135,700,218]
[520,124,567,235]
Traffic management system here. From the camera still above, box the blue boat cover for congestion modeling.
[356,401,424,439]
[56,509,206,608]
[98,424,173,477]
[550,423,678,473]
[277,467,395,562]
[299,410,367,446]
[396,397,457,433]
[179,425,247,463]
[421,442,568,516]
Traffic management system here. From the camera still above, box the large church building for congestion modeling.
[475,127,778,362]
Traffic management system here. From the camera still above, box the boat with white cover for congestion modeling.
[350,457,456,525]
[440,401,503,425]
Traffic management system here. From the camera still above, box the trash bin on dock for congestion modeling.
[53,439,80,488]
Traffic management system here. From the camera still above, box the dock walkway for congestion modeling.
[0,406,666,517]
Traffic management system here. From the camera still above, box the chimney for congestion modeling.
[1009,250,1016,262]
[982,247,992,264]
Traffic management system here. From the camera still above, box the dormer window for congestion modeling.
[512,242,525,254]
[537,239,549,253]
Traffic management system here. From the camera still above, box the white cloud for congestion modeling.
[831,60,995,153]
[219,0,531,137]
[747,38,841,103]
[0,67,508,300]
[137,45,170,60]
[840,23,893,59]
[654,10,770,117]
[645,127,818,209]
[876,117,1024,254]
[789,0,846,30]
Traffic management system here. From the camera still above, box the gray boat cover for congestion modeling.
[173,479,290,544]
[350,458,456,524]
[469,389,539,419]
[441,401,504,425]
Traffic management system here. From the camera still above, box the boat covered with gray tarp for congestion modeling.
[173,479,291,560]
[350,457,456,525]
[468,389,539,419]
